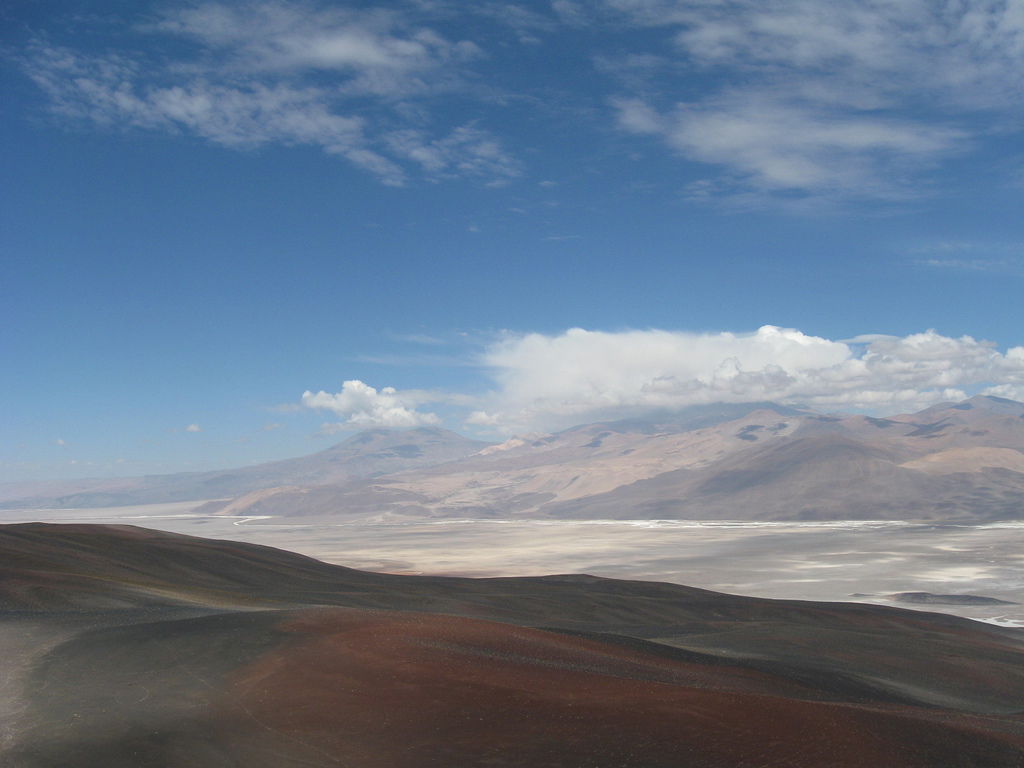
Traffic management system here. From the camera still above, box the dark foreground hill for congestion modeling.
[2,523,1024,767]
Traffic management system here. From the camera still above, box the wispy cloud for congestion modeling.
[600,0,1024,203]
[353,352,476,368]
[914,258,1010,272]
[152,2,482,87]
[388,332,448,346]
[20,0,1024,201]
[905,241,1024,274]
[614,94,962,200]
[22,1,519,186]
[471,2,557,43]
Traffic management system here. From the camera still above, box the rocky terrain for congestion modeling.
[1,522,1023,767]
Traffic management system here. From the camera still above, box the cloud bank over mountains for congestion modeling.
[303,326,1024,433]
[19,0,1024,201]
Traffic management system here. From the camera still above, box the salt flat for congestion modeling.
[4,502,1023,625]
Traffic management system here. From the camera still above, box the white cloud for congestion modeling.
[473,2,557,41]
[154,2,482,85]
[390,332,447,345]
[302,379,441,427]
[615,94,963,197]
[385,124,521,181]
[317,422,353,436]
[22,2,517,186]
[551,0,587,26]
[983,383,1024,401]
[54,438,66,447]
[185,424,202,432]
[601,0,1024,201]
[915,258,1007,272]
[604,0,1024,104]
[467,326,1024,432]
[906,241,1024,274]
[611,97,664,135]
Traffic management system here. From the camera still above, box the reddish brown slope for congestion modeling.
[222,607,1024,768]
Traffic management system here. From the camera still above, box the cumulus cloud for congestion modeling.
[302,379,440,428]
[601,0,1024,201]
[983,346,1024,402]
[22,2,519,186]
[185,424,202,432]
[467,326,1024,432]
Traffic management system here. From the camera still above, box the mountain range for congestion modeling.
[0,427,488,510]
[2,522,1023,767]
[6,396,1024,522]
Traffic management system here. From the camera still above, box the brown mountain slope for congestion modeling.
[208,397,1024,522]
[546,431,1024,521]
[7,398,1024,521]
[0,427,490,510]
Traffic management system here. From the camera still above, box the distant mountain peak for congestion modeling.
[968,394,1024,410]
[917,394,1024,417]
[591,401,810,435]
[330,426,485,451]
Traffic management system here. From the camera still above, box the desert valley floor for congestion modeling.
[4,501,1023,627]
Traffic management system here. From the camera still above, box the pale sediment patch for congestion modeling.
[785,563,849,570]
[967,616,1024,628]
[0,619,85,758]
[915,566,994,582]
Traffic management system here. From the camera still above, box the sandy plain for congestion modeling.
[3,501,1023,627]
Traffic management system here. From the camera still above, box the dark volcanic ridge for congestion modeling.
[2,523,1024,767]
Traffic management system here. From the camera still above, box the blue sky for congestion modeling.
[3,0,1024,481]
